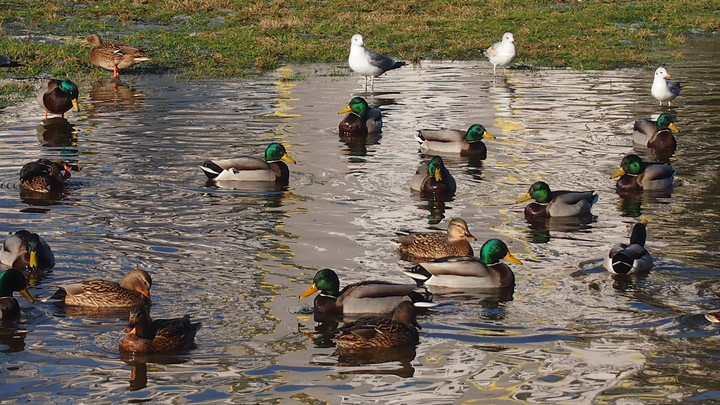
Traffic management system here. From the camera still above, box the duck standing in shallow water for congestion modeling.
[405,239,522,289]
[82,33,149,79]
[415,124,495,158]
[1,230,55,277]
[611,154,675,191]
[483,32,516,76]
[651,67,681,106]
[120,306,201,354]
[410,156,456,198]
[333,301,420,350]
[48,268,152,308]
[604,219,653,275]
[0,269,35,320]
[517,181,598,218]
[37,79,79,118]
[633,113,680,151]
[201,142,296,184]
[299,268,433,315]
[338,96,382,136]
[393,218,476,261]
[348,34,406,91]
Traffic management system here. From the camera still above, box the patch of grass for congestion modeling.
[0,0,717,104]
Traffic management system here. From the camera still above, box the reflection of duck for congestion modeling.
[0,269,35,320]
[405,239,522,289]
[415,124,495,158]
[334,301,420,350]
[48,268,152,308]
[201,143,296,184]
[1,230,55,277]
[338,96,382,136]
[82,33,149,79]
[88,80,145,109]
[612,154,674,191]
[36,117,76,147]
[299,268,433,315]
[393,218,476,261]
[37,79,80,118]
[603,220,653,275]
[517,181,598,218]
[120,306,201,354]
[633,113,679,150]
[19,158,80,193]
[410,156,456,198]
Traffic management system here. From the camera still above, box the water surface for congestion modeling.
[1,37,719,404]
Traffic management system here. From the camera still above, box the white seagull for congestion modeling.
[483,32,516,76]
[651,67,681,106]
[348,34,406,91]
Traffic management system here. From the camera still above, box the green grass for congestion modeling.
[0,0,717,107]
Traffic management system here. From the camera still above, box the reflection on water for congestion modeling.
[0,37,719,403]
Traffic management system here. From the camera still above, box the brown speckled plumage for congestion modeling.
[334,301,420,350]
[50,268,152,308]
[120,306,201,354]
[393,218,475,261]
[83,33,149,79]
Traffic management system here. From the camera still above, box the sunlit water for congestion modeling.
[1,36,718,404]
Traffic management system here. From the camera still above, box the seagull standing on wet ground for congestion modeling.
[651,67,681,106]
[348,34,407,92]
[483,32,516,76]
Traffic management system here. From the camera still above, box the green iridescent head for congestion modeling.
[0,269,34,303]
[299,268,340,298]
[264,142,296,164]
[427,156,445,181]
[518,181,552,204]
[465,124,495,143]
[656,113,679,132]
[612,154,644,177]
[479,239,523,265]
[340,97,370,118]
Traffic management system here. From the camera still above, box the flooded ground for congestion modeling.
[1,36,719,403]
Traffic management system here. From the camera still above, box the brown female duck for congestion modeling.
[393,218,476,261]
[82,33,149,79]
[120,306,201,354]
[19,159,80,193]
[49,268,152,308]
[333,301,420,350]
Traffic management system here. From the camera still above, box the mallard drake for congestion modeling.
[633,113,679,150]
[333,301,420,350]
[404,239,522,289]
[201,142,296,183]
[484,32,516,76]
[82,33,149,79]
[415,124,495,158]
[517,181,598,218]
[19,159,80,193]
[651,67,681,106]
[393,218,476,261]
[120,306,201,354]
[603,220,653,274]
[1,230,55,276]
[37,79,79,118]
[410,156,456,198]
[299,268,433,315]
[705,311,720,324]
[611,154,675,191]
[0,269,35,320]
[348,34,406,91]
[48,268,152,308]
[338,96,382,136]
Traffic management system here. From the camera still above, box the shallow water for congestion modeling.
[1,36,719,404]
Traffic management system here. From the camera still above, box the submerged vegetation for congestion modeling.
[0,0,717,106]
